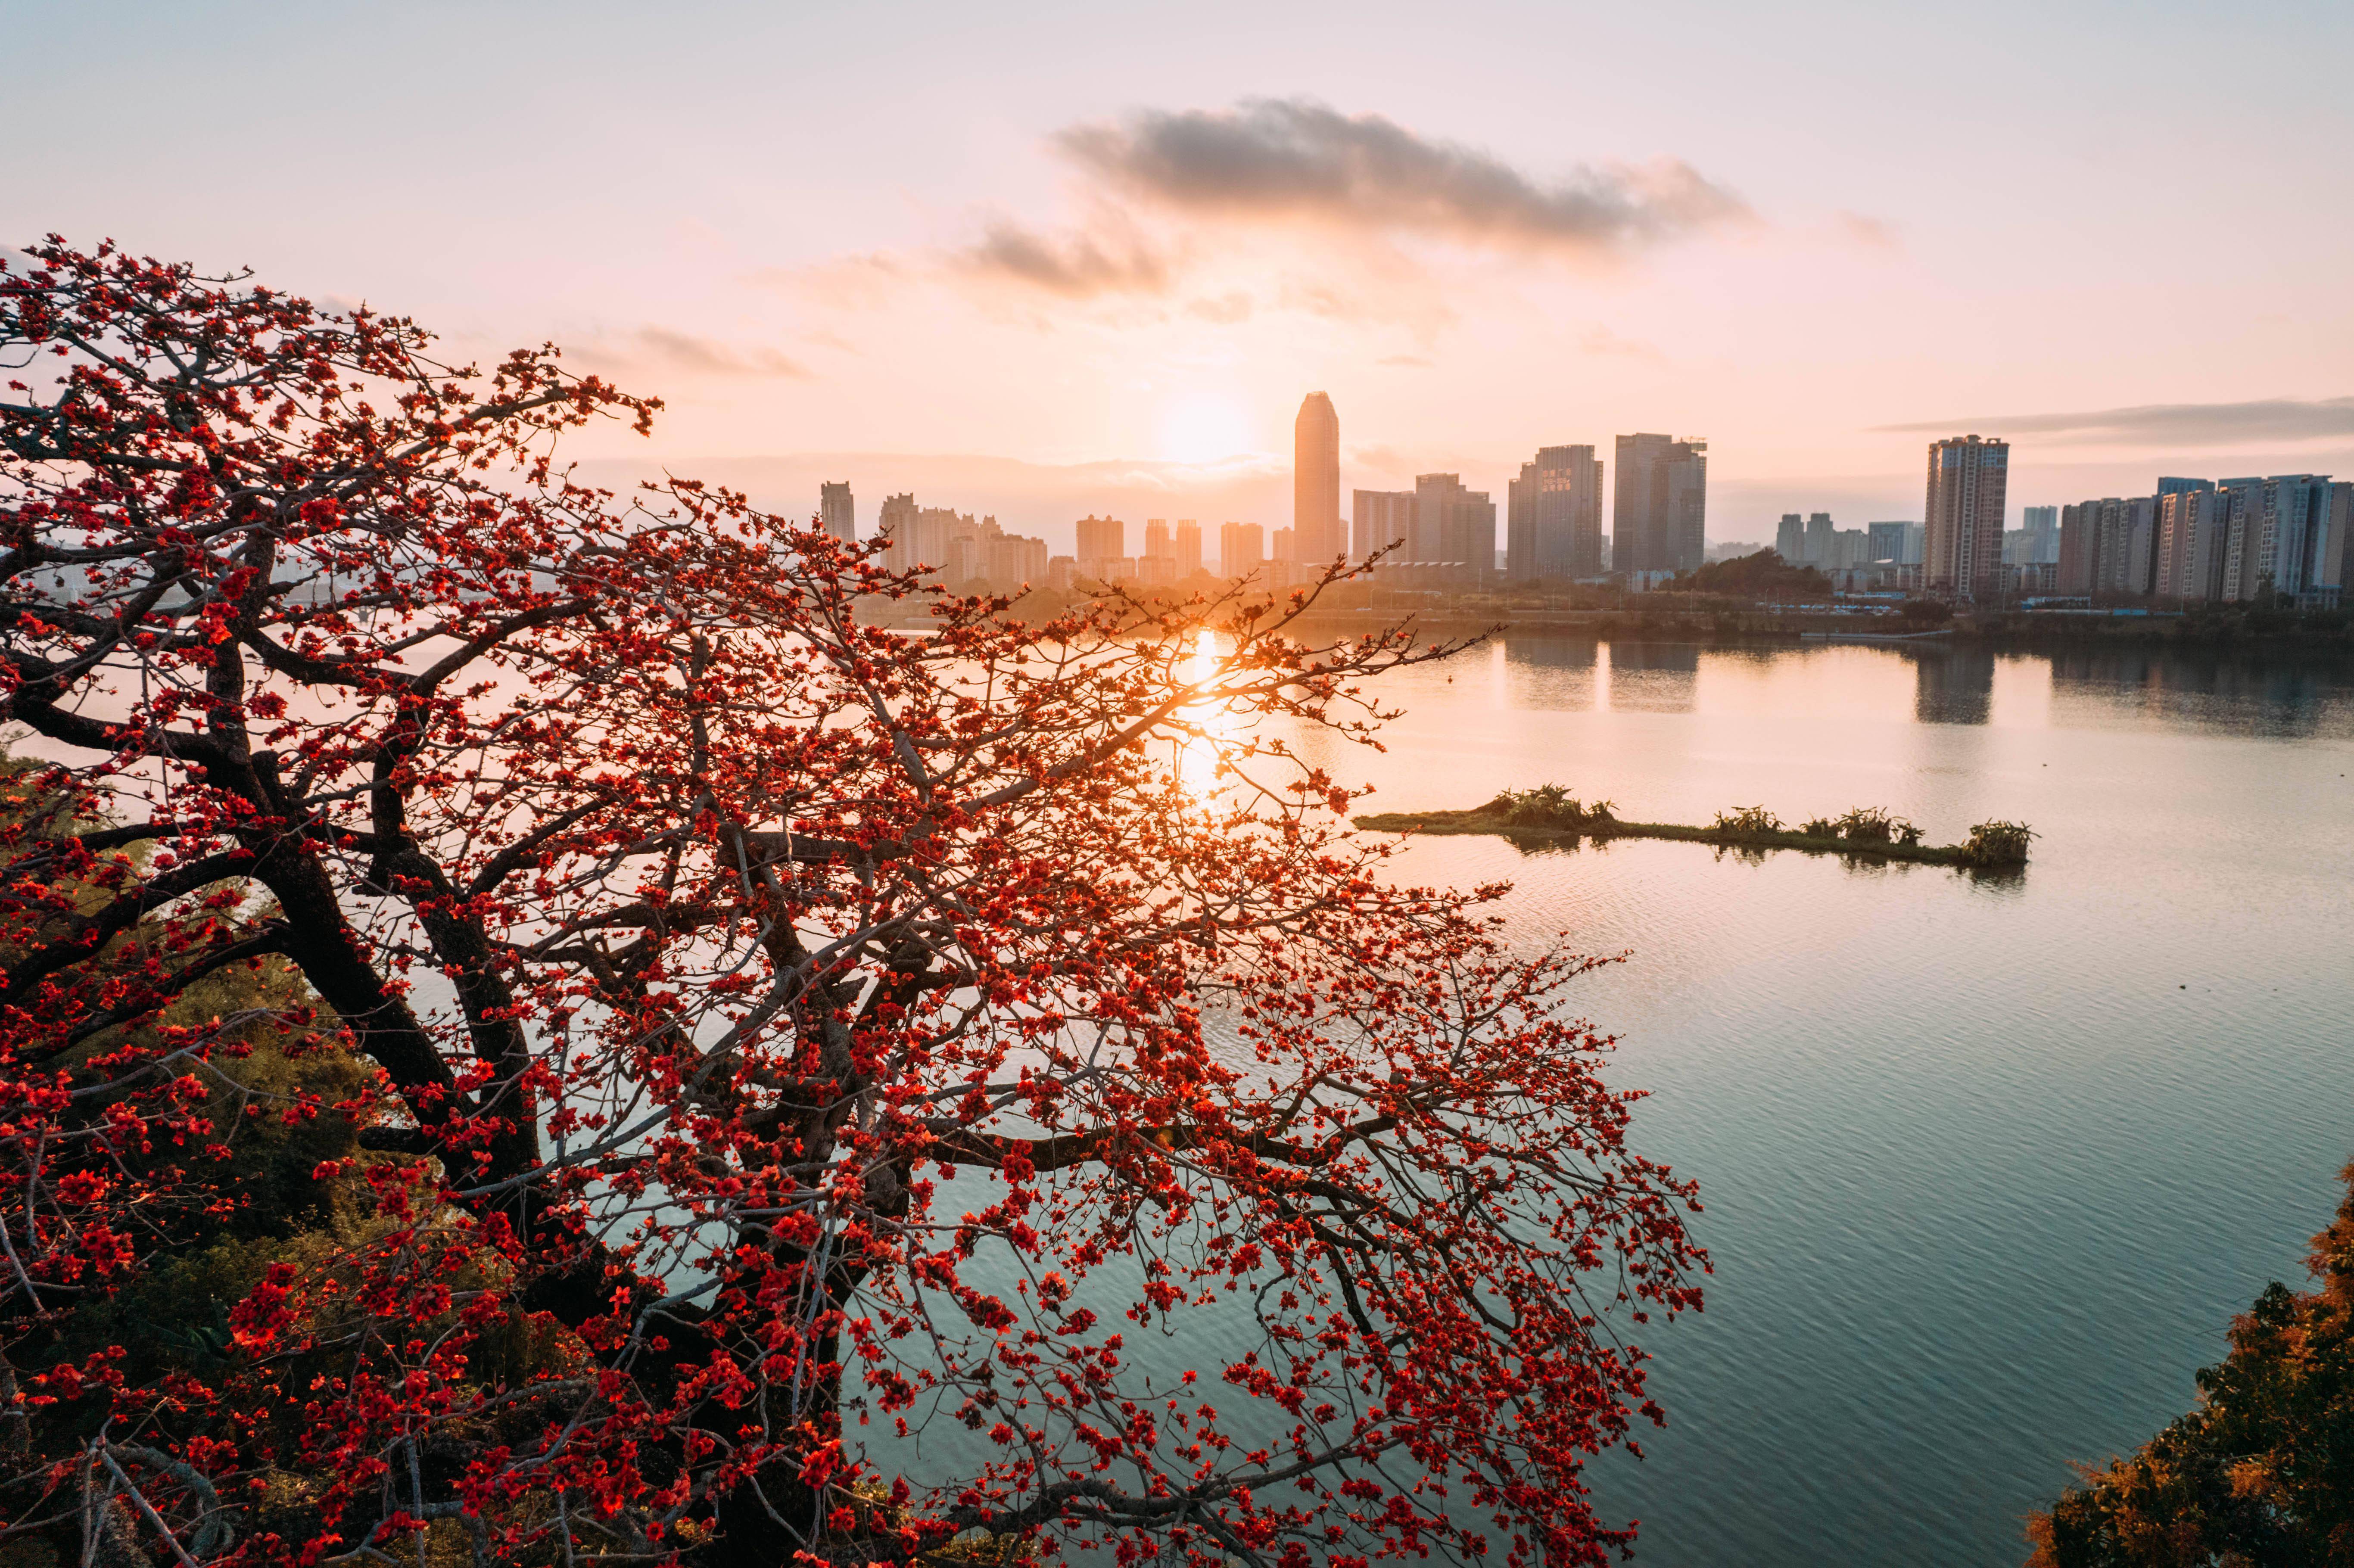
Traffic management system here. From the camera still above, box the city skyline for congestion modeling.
[13,4,2346,536]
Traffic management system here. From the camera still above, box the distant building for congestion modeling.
[1351,489,1415,563]
[1506,444,1604,582]
[1777,513,1805,560]
[1272,526,1296,563]
[876,493,1047,589]
[1612,434,1708,575]
[2250,475,2339,598]
[1803,511,1835,566]
[2095,496,2158,597]
[1866,521,1911,564]
[1922,436,2009,599]
[1412,473,1497,585]
[1144,519,1172,565]
[2156,488,2229,603]
[1075,514,1123,566]
[1219,522,1264,576]
[820,481,855,544]
[878,493,919,572]
[1174,520,1203,577]
[2021,504,2058,564]
[1293,393,1343,566]
[2057,501,2098,594]
[2318,485,2353,603]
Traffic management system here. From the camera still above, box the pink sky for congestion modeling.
[11,1,2351,553]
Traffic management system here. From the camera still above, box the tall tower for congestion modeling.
[1507,445,1604,581]
[1293,393,1342,567]
[1611,435,1708,576]
[819,481,855,544]
[1922,436,2010,600]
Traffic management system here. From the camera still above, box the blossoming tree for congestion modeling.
[0,239,1703,1568]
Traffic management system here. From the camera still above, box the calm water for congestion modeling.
[1286,638,2354,1567]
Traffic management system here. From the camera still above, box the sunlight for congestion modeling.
[1175,625,1242,803]
[1155,392,1252,464]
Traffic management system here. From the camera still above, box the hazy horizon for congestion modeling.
[10,0,2351,552]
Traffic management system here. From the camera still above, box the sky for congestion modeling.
[8,0,2353,552]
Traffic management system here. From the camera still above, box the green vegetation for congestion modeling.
[1358,786,2030,869]
[2029,1163,2354,1566]
[1660,548,1833,600]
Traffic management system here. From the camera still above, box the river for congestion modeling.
[1277,636,2354,1566]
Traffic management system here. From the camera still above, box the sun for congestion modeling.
[1156,392,1252,464]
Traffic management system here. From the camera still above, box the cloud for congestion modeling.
[951,218,1173,298]
[582,327,814,380]
[1185,291,1253,324]
[1377,354,1433,367]
[1834,210,1900,250]
[1056,98,1753,254]
[1875,397,2354,445]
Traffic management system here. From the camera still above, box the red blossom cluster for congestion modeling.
[0,238,1704,1568]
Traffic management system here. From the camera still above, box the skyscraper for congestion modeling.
[1293,393,1342,566]
[819,481,855,544]
[1777,513,1805,560]
[1921,436,2009,599]
[1219,522,1264,575]
[1351,490,1415,563]
[2021,504,2059,564]
[1611,435,1708,576]
[1412,474,1496,584]
[1866,521,1910,564]
[1173,520,1202,577]
[1803,512,1835,566]
[2156,488,2229,603]
[1075,514,1124,566]
[1506,445,1604,581]
[1144,519,1172,564]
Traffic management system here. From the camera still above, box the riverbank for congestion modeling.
[854,594,2354,653]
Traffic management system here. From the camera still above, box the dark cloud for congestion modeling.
[952,220,1172,298]
[1056,98,1752,252]
[1876,397,2354,445]
[598,328,813,380]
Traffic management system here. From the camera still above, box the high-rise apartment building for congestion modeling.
[1611,435,1708,575]
[875,494,1048,589]
[1866,521,1911,564]
[1505,445,1604,581]
[1144,519,1172,565]
[2246,474,2338,598]
[1219,522,1264,575]
[1174,520,1202,578]
[2318,485,2353,603]
[1351,490,1415,563]
[2093,496,2159,597]
[1075,514,1124,569]
[1803,512,1835,566]
[2021,505,2058,564]
[1412,474,1497,584]
[2156,488,2229,603]
[1777,513,1804,560]
[1272,526,1296,563]
[1921,436,2010,599]
[1293,393,1342,566]
[819,481,855,544]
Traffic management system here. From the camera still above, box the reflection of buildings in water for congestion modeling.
[1500,635,1602,710]
[1607,640,1700,713]
[2046,647,2354,739]
[1912,648,1997,725]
